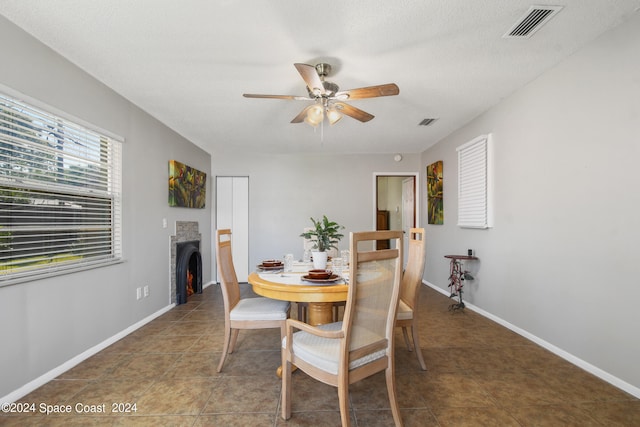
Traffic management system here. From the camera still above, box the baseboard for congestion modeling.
[423,281,640,399]
[1,303,176,404]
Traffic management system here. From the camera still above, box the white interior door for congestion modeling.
[216,176,249,282]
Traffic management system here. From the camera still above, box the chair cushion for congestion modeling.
[283,322,386,375]
[230,297,290,321]
[396,299,413,321]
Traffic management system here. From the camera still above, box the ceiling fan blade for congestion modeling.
[294,63,326,97]
[243,93,309,100]
[334,102,374,122]
[291,105,313,123]
[335,83,399,100]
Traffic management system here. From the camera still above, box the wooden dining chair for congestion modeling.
[396,227,427,370]
[215,229,290,373]
[282,230,404,426]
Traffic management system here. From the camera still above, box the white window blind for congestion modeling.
[0,93,122,284]
[457,134,491,229]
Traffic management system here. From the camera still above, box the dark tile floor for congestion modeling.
[2,284,639,426]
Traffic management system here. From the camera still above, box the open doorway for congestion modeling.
[374,173,419,266]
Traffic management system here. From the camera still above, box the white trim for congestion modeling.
[0,303,175,403]
[423,280,640,399]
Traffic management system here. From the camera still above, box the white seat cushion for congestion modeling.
[230,297,290,321]
[283,322,386,375]
[396,299,413,321]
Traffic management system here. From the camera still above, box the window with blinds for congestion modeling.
[0,92,122,285]
[457,134,491,229]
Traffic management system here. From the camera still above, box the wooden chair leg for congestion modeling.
[332,301,345,322]
[297,302,308,322]
[228,328,240,353]
[279,323,287,346]
[217,325,232,373]
[281,357,292,420]
[385,366,403,426]
[411,325,427,371]
[402,326,413,350]
[337,380,351,427]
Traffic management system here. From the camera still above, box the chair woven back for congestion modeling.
[216,229,240,311]
[344,231,403,364]
[399,228,426,311]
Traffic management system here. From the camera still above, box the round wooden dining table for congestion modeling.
[248,271,348,326]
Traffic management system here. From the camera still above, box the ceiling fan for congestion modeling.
[243,63,399,127]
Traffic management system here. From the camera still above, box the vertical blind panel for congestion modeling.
[457,135,490,228]
[1,92,122,282]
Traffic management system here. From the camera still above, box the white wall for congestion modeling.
[421,13,640,393]
[211,152,420,271]
[0,17,212,398]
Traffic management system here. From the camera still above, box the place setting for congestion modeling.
[301,269,341,284]
[301,257,349,285]
[256,259,284,272]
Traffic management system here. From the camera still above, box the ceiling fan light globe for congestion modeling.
[327,109,343,125]
[304,116,320,127]
[304,115,322,127]
[305,104,324,126]
[309,104,324,117]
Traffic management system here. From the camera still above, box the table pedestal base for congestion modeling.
[308,302,334,325]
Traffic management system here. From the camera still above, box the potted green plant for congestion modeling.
[300,215,345,269]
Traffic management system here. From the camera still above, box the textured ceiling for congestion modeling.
[1,0,638,155]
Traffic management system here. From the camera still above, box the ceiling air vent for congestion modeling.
[418,118,437,126]
[503,5,563,39]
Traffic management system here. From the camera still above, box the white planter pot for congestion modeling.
[312,251,328,270]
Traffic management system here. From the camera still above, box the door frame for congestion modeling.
[372,172,420,232]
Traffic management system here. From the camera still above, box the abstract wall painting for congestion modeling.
[427,160,443,224]
[168,160,207,208]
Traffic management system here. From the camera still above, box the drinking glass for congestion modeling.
[340,250,350,265]
[303,249,311,263]
[332,257,344,277]
[284,253,294,272]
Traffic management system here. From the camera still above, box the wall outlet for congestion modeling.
[143,285,149,297]
[136,287,142,300]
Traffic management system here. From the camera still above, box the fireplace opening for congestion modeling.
[176,240,202,304]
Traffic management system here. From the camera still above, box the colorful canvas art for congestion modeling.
[168,160,207,208]
[427,160,443,224]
